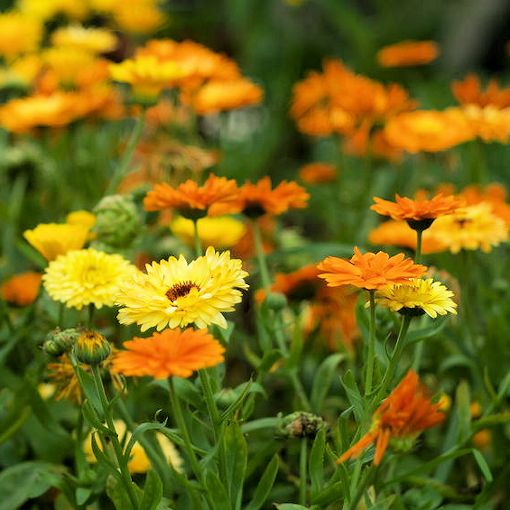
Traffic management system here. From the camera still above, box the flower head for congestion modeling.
[43,248,136,310]
[299,162,336,184]
[112,328,225,379]
[144,174,240,218]
[337,370,445,465]
[1,271,42,306]
[50,24,117,54]
[73,330,112,365]
[374,278,457,318]
[452,74,510,109]
[377,40,440,67]
[317,248,426,291]
[0,12,42,60]
[116,247,248,331]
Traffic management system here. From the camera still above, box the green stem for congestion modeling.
[58,302,65,328]
[364,290,377,396]
[87,304,95,328]
[192,219,203,257]
[415,229,423,264]
[106,111,146,194]
[348,466,375,510]
[91,365,139,510]
[0,298,15,333]
[299,437,308,506]
[252,220,271,290]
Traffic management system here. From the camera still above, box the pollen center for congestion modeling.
[166,281,199,301]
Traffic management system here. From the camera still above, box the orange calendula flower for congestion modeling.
[377,40,440,68]
[298,162,336,184]
[234,177,309,218]
[1,272,42,306]
[143,174,240,218]
[317,247,426,291]
[337,370,445,465]
[452,74,510,109]
[460,104,510,143]
[112,328,225,379]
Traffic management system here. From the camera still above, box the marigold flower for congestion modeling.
[377,40,440,67]
[50,25,117,54]
[374,278,457,318]
[0,12,43,60]
[170,216,246,249]
[452,74,510,109]
[66,210,97,230]
[1,272,42,306]
[116,247,248,331]
[112,0,165,34]
[43,249,136,310]
[460,104,510,143]
[299,162,336,184]
[112,328,225,378]
[234,177,309,217]
[317,248,426,291]
[24,223,90,261]
[18,0,89,21]
[337,370,445,465]
[144,174,240,218]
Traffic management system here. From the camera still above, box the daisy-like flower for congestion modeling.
[317,247,426,291]
[374,278,457,318]
[1,271,42,306]
[43,249,136,310]
[24,223,91,261]
[234,177,309,218]
[337,370,445,465]
[50,24,117,54]
[298,162,336,184]
[376,40,440,68]
[112,328,225,378]
[116,247,248,331]
[143,174,240,218]
[452,73,510,109]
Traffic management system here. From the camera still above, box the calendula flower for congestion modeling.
[298,162,336,184]
[1,271,42,306]
[377,40,440,67]
[84,420,183,474]
[18,0,89,21]
[337,370,445,465]
[234,177,309,218]
[24,223,90,261]
[456,183,510,227]
[112,0,165,34]
[428,203,508,253]
[317,247,426,291]
[170,216,246,249]
[460,104,510,143]
[43,249,136,310]
[374,278,457,318]
[50,25,117,54]
[452,74,510,108]
[112,328,225,378]
[66,210,96,230]
[116,247,248,331]
[0,12,42,60]
[144,174,240,218]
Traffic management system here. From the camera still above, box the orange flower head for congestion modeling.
[143,174,240,218]
[1,272,42,306]
[263,264,321,302]
[235,177,309,218]
[317,247,426,291]
[298,162,336,184]
[112,328,225,379]
[377,40,440,68]
[452,74,510,109]
[371,193,463,230]
[337,370,445,465]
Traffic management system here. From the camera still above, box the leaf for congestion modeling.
[0,461,64,510]
[172,377,204,410]
[106,475,134,510]
[472,449,493,482]
[311,481,344,506]
[204,470,230,510]
[405,318,447,345]
[140,471,163,510]
[340,371,365,423]
[74,365,102,416]
[310,354,345,413]
[224,422,247,509]
[274,504,309,509]
[241,417,280,434]
[244,454,279,510]
[0,404,31,445]
[124,422,166,466]
[455,381,471,443]
[220,380,266,422]
[309,428,326,496]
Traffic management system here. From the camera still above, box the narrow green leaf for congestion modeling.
[204,470,230,510]
[340,371,365,423]
[140,470,163,510]
[309,428,326,496]
[244,454,279,510]
[472,449,493,482]
[275,504,309,509]
[310,354,345,413]
[224,422,247,509]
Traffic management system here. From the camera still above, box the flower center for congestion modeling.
[166,281,199,301]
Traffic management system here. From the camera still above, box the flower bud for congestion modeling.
[43,328,80,357]
[73,330,111,365]
[279,411,326,439]
[265,292,288,311]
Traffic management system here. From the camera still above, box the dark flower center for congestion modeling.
[166,281,199,301]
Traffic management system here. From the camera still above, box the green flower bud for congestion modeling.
[43,328,80,357]
[279,411,326,439]
[73,330,111,366]
[265,292,288,311]
[92,194,141,251]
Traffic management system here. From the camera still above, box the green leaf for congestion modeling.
[310,354,345,413]
[309,428,325,496]
[74,365,103,416]
[204,470,230,510]
[106,475,133,510]
[455,381,471,443]
[0,404,31,445]
[124,422,166,466]
[274,504,309,509]
[311,481,344,506]
[0,461,64,510]
[172,377,203,410]
[405,318,447,345]
[340,371,365,423]
[472,449,493,482]
[224,422,247,509]
[220,380,265,422]
[140,471,163,510]
[244,454,279,510]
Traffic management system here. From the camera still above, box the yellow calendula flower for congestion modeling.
[42,46,97,84]
[374,278,457,318]
[43,248,136,310]
[170,216,246,249]
[24,223,90,261]
[0,12,42,60]
[429,203,508,253]
[84,420,183,474]
[50,25,117,54]
[116,247,249,331]
[18,0,89,21]
[66,210,96,230]
[112,0,165,34]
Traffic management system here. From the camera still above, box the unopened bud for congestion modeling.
[265,292,288,311]
[280,411,326,439]
[73,330,111,365]
[43,328,80,357]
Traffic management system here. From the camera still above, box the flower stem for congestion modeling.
[87,304,95,328]
[107,111,146,195]
[90,365,139,510]
[299,437,308,505]
[415,229,423,264]
[192,219,203,257]
[364,290,377,396]
[252,220,271,290]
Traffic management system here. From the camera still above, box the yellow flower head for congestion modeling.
[50,25,117,54]
[42,46,97,85]
[116,247,249,331]
[84,420,183,474]
[18,0,89,21]
[111,0,165,34]
[374,278,457,318]
[24,223,90,261]
[170,216,246,249]
[0,12,43,60]
[66,210,96,230]
[429,203,508,253]
[43,248,136,310]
